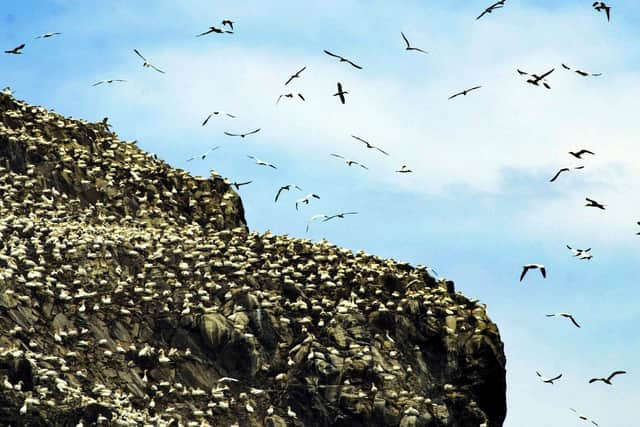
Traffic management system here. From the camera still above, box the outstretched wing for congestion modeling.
[401,32,411,49]
[133,49,147,62]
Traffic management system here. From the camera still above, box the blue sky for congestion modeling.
[2,1,639,425]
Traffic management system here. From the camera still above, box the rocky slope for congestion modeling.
[0,91,506,427]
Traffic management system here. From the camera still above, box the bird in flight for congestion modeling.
[401,32,428,54]
[196,26,233,36]
[277,93,305,104]
[351,135,389,155]
[202,112,237,126]
[296,194,321,211]
[134,49,165,73]
[570,408,600,426]
[229,181,252,190]
[585,197,606,210]
[323,212,359,222]
[549,165,584,182]
[593,2,611,21]
[520,264,546,281]
[285,66,307,86]
[274,184,302,202]
[247,155,277,169]
[35,32,61,39]
[221,20,235,31]
[323,50,363,69]
[330,153,368,169]
[187,146,219,162]
[333,82,348,104]
[589,371,627,385]
[546,313,581,328]
[561,63,602,77]
[569,149,595,159]
[396,165,413,173]
[306,214,329,232]
[566,245,592,260]
[636,221,640,235]
[224,128,261,138]
[519,68,554,89]
[448,86,482,100]
[477,0,507,20]
[536,371,563,385]
[4,44,25,54]
[92,79,127,87]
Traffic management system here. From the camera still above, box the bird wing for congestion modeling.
[338,92,346,104]
[579,149,595,156]
[605,7,610,21]
[545,314,556,317]
[245,128,261,136]
[196,29,214,37]
[187,156,196,162]
[149,63,165,74]
[539,68,555,79]
[275,187,286,202]
[608,371,627,380]
[312,194,321,199]
[409,47,428,54]
[401,32,411,49]
[224,131,239,137]
[322,215,338,222]
[550,374,562,381]
[375,146,390,156]
[133,49,147,61]
[276,95,284,104]
[358,162,369,169]
[561,63,571,70]
[92,81,105,87]
[17,43,25,50]
[588,378,602,383]
[345,58,363,69]
[351,135,370,145]
[550,168,570,182]
[540,267,546,278]
[202,114,212,126]
[476,9,489,20]
[469,86,482,92]
[448,91,463,100]
[517,69,529,75]
[298,93,305,101]
[330,153,345,159]
[568,315,581,328]
[519,266,529,281]
[284,75,295,86]
[225,113,237,118]
[323,50,341,59]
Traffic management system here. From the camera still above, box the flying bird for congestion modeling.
[334,82,348,104]
[247,155,277,169]
[561,64,602,77]
[229,181,252,190]
[351,135,389,155]
[585,197,606,210]
[589,371,627,385]
[296,194,321,211]
[569,149,595,159]
[306,214,329,232]
[323,212,359,222]
[92,79,127,87]
[520,264,546,281]
[4,44,25,54]
[35,32,61,39]
[549,165,584,182]
[636,221,640,235]
[323,50,363,69]
[221,20,235,30]
[476,0,507,20]
[396,165,413,173]
[546,313,581,328]
[197,26,233,36]
[134,49,165,73]
[519,68,554,89]
[401,32,428,54]
[284,66,307,86]
[202,112,237,126]
[187,146,219,162]
[536,371,563,384]
[277,93,305,104]
[570,408,600,426]
[566,245,592,259]
[330,153,368,169]
[448,86,482,100]
[275,184,302,202]
[224,128,261,138]
[593,2,611,21]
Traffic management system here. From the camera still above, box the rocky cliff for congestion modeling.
[0,92,506,427]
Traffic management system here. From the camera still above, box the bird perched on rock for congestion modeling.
[520,264,546,281]
[589,370,626,385]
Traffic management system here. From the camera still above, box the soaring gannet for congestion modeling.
[520,264,546,281]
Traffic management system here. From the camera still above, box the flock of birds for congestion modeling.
[2,1,633,425]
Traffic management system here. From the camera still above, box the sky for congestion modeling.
[2,1,639,425]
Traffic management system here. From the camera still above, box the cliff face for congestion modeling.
[0,92,506,427]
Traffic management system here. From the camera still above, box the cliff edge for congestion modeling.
[0,92,506,426]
